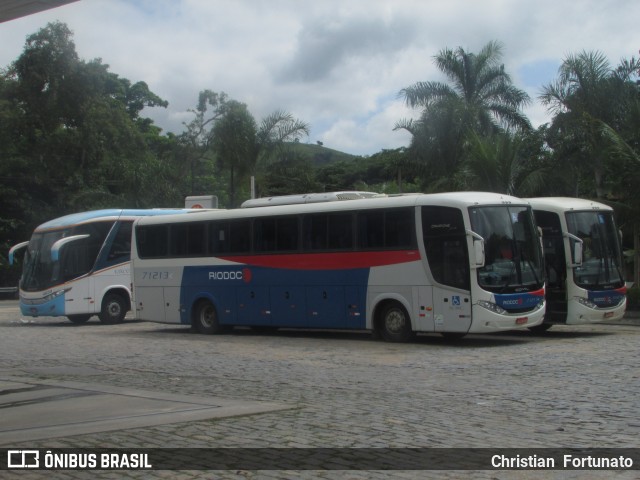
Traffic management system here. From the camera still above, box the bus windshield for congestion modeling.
[21,222,114,292]
[469,205,544,293]
[566,211,624,289]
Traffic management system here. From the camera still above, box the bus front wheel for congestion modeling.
[193,300,220,334]
[378,302,414,342]
[99,293,127,324]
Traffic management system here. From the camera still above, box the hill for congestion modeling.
[289,142,358,166]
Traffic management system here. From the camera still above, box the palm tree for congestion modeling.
[396,41,531,192]
[460,131,549,195]
[400,40,531,134]
[539,51,640,199]
[213,105,310,206]
[212,100,257,207]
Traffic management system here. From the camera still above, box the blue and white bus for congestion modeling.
[9,209,195,324]
[131,192,546,341]
[528,197,626,330]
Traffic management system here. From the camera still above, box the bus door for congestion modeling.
[52,234,93,316]
[421,206,472,333]
[533,210,567,322]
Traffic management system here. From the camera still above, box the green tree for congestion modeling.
[397,40,531,191]
[400,40,531,133]
[212,106,310,206]
[211,100,257,207]
[460,131,549,195]
[179,90,229,196]
[540,50,640,199]
[0,21,175,245]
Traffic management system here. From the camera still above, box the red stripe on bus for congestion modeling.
[219,250,421,270]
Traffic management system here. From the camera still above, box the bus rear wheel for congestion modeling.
[193,300,220,334]
[99,293,127,324]
[378,302,413,342]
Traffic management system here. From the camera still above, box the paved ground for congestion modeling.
[0,300,638,479]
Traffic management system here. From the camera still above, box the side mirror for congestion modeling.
[50,234,90,261]
[573,241,583,265]
[474,239,485,267]
[467,230,485,267]
[565,233,583,266]
[8,241,29,265]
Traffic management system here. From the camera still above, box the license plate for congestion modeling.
[516,317,528,325]
[604,311,614,319]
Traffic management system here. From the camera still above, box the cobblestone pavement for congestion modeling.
[1,301,638,480]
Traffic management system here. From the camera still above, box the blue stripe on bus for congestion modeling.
[37,209,190,230]
[494,289,545,311]
[587,288,626,307]
[180,265,370,329]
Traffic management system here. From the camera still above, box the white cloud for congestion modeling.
[1,0,638,155]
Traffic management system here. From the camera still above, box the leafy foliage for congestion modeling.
[2,23,640,283]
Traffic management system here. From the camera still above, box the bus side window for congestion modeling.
[107,221,133,263]
[357,211,384,249]
[137,225,169,258]
[303,214,328,250]
[385,208,416,248]
[327,213,353,250]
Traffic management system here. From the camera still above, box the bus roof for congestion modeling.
[35,209,196,232]
[527,197,613,213]
[135,192,532,227]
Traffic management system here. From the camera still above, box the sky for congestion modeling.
[0,0,638,156]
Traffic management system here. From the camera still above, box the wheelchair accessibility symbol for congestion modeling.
[451,296,461,306]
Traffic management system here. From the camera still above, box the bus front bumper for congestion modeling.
[469,301,545,333]
[566,297,627,324]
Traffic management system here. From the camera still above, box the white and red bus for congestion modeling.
[9,209,195,324]
[131,192,546,341]
[528,197,626,330]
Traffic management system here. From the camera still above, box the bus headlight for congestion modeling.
[477,300,507,315]
[575,297,598,309]
[43,288,69,302]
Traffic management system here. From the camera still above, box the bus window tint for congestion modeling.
[304,213,354,251]
[137,225,169,258]
[303,214,328,250]
[254,216,299,253]
[357,211,384,249]
[422,206,470,290]
[61,222,114,281]
[385,208,415,248]
[106,221,133,264]
[169,222,206,257]
[276,216,299,251]
[358,208,416,250]
[327,213,353,249]
[210,220,251,254]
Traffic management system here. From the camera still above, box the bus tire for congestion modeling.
[378,302,414,342]
[193,300,220,334]
[68,314,91,324]
[99,293,127,324]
